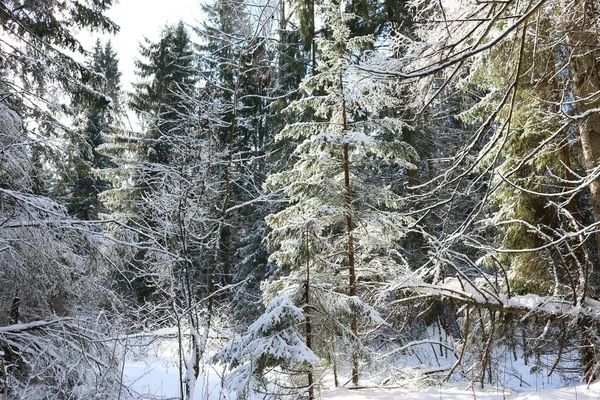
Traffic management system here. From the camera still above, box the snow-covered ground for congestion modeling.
[121,331,600,399]
[120,328,228,399]
[321,384,600,399]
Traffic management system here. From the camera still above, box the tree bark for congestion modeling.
[9,294,19,325]
[568,0,600,240]
[344,142,359,385]
[340,72,359,385]
[567,0,600,382]
[219,64,243,288]
[0,351,6,400]
[304,228,314,400]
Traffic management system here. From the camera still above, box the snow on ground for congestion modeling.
[122,330,600,399]
[122,329,238,399]
[321,383,600,399]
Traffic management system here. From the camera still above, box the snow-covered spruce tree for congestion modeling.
[214,289,320,397]
[64,39,121,221]
[0,0,118,197]
[228,0,315,332]
[131,21,197,166]
[262,3,416,387]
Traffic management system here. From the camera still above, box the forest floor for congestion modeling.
[319,384,600,399]
[121,331,600,399]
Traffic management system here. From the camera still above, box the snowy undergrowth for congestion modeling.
[122,327,597,399]
[321,383,600,400]
[121,327,235,400]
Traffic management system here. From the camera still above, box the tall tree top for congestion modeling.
[131,21,197,116]
[89,39,122,107]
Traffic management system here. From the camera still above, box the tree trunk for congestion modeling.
[340,73,359,385]
[0,351,7,400]
[566,0,600,381]
[344,142,359,385]
[9,294,19,325]
[304,228,314,400]
[219,65,243,288]
[568,0,600,240]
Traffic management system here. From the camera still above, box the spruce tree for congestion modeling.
[0,0,118,195]
[131,21,197,165]
[263,4,416,386]
[67,39,121,220]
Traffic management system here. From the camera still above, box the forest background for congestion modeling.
[2,0,600,398]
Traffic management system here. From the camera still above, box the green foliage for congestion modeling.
[66,39,121,220]
[263,5,417,377]
[267,5,416,279]
[0,0,119,198]
[131,21,197,165]
[465,16,579,296]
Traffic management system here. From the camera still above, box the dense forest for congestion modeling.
[2,0,600,398]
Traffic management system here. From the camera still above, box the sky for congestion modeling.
[79,0,203,91]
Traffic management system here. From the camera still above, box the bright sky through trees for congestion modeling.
[80,0,201,90]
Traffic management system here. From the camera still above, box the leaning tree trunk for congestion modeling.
[566,0,600,382]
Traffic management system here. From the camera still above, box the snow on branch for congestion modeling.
[358,0,547,79]
[0,317,122,398]
[214,293,318,393]
[392,277,600,323]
